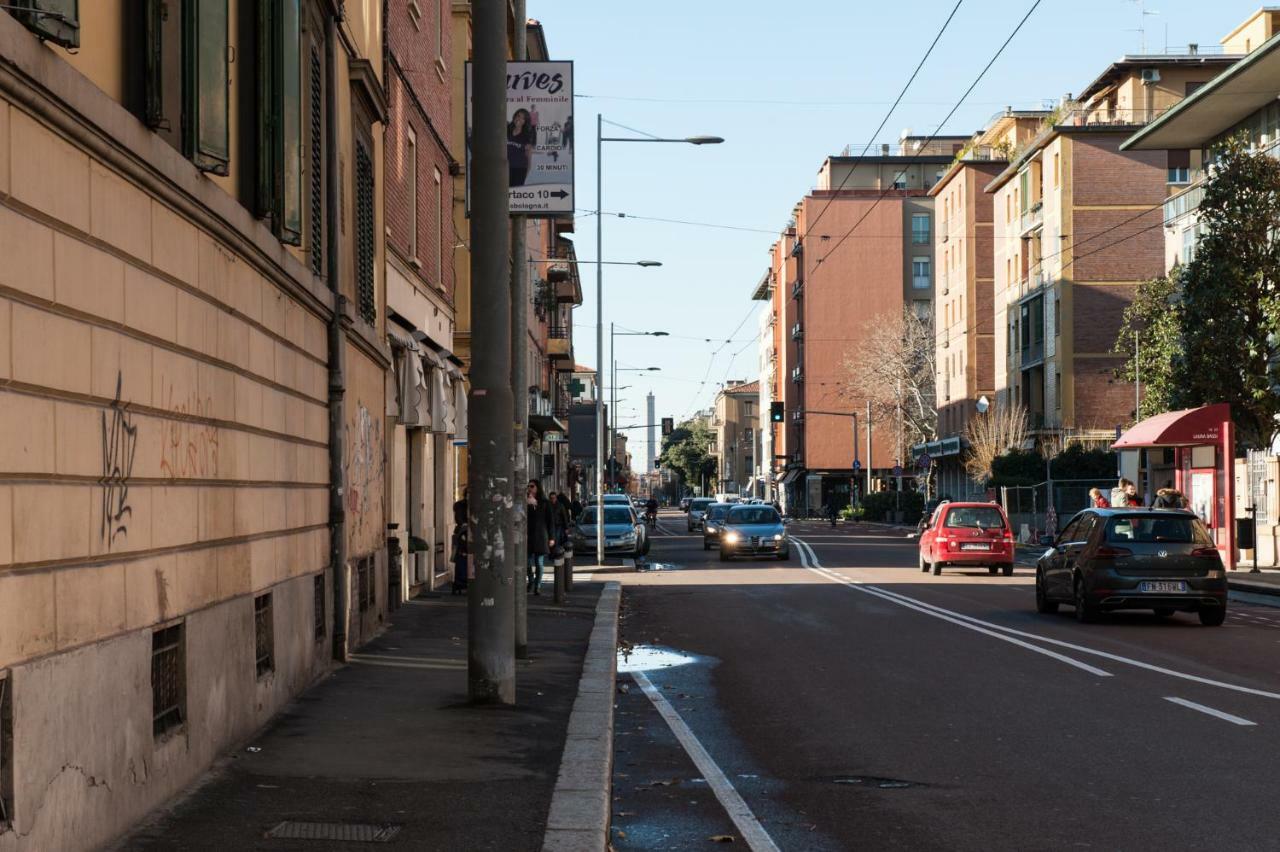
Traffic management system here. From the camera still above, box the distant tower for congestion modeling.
[646,392,656,473]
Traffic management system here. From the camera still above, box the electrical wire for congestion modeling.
[816,0,1045,269]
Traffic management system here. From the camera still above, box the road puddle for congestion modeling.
[618,644,699,674]
[635,561,682,572]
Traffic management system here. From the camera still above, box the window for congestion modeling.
[314,574,326,641]
[911,257,931,289]
[1005,194,1011,223]
[1054,297,1060,336]
[11,0,78,48]
[1055,370,1062,410]
[1168,149,1191,184]
[254,593,274,677]
[434,168,444,286]
[0,672,11,829]
[435,0,445,60]
[308,47,324,275]
[151,623,186,738]
[257,0,303,243]
[407,126,419,260]
[1181,227,1196,264]
[913,300,931,322]
[893,173,907,190]
[355,140,377,323]
[1053,152,1060,188]
[911,213,930,244]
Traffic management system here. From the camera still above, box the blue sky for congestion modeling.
[533,0,1251,467]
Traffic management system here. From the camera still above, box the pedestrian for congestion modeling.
[1123,480,1141,508]
[570,493,583,519]
[1153,483,1187,510]
[451,489,468,595]
[1089,487,1110,509]
[825,500,837,528]
[526,479,555,595]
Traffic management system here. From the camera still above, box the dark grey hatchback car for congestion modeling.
[1035,509,1228,625]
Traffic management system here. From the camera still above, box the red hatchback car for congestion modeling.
[919,502,1016,576]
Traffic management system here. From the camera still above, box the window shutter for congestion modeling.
[279,0,302,245]
[309,48,324,275]
[13,0,79,49]
[183,0,229,175]
[257,2,278,219]
[355,142,376,324]
[143,0,164,128]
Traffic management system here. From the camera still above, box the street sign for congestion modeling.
[464,60,575,218]
[917,453,931,469]
[893,464,903,478]
[852,460,862,473]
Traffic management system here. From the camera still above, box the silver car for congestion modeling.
[574,505,649,557]
[687,497,715,532]
[719,505,790,561]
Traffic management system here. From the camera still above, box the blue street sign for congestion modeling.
[893,464,903,478]
[852,460,862,472]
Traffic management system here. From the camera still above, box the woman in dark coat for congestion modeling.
[451,488,468,595]
[526,479,554,595]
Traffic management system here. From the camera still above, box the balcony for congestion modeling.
[791,323,803,340]
[548,324,572,361]
[1164,182,1205,225]
[1019,200,1043,236]
[1019,339,1044,367]
[791,366,803,383]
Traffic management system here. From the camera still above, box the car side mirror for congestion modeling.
[1038,534,1055,547]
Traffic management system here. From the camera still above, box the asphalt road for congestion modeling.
[610,511,1280,851]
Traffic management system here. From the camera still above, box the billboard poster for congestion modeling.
[465,60,575,218]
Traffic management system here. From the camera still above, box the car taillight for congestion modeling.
[1094,546,1132,559]
[1191,547,1220,558]
[1003,529,1014,541]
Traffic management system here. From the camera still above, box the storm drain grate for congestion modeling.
[266,821,402,842]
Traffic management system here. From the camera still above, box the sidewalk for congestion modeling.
[116,581,616,852]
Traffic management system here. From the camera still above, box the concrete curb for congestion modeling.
[541,581,621,852]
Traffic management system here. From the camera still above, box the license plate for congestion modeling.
[1140,581,1188,593]
[961,543,990,551]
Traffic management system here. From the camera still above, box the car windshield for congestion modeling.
[727,507,780,525]
[944,506,1006,529]
[691,499,714,511]
[1106,515,1212,545]
[707,505,732,520]
[579,507,635,526]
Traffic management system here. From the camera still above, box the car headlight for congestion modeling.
[620,532,636,542]
[723,531,741,543]
[705,524,717,533]
[774,533,784,541]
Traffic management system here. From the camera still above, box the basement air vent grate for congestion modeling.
[265,821,402,842]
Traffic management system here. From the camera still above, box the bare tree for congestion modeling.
[963,403,1029,482]
[841,307,937,449]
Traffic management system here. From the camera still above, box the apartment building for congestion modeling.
[712,381,759,497]
[759,231,793,507]
[0,4,387,850]
[780,137,962,512]
[986,49,1238,441]
[385,0,466,597]
[929,110,1047,498]
[750,281,776,500]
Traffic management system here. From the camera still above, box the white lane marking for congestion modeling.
[792,539,1113,678]
[631,670,782,852]
[795,538,1280,703]
[1164,696,1257,727]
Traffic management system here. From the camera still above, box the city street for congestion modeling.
[610,510,1280,851]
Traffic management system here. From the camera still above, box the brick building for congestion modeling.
[927,110,1046,498]
[987,50,1238,443]
[777,136,963,512]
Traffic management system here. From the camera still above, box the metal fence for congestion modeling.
[1000,479,1116,543]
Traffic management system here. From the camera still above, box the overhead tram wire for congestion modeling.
[817,0,1045,269]
[801,0,965,242]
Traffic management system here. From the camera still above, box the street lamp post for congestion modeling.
[596,116,722,565]
[609,325,667,495]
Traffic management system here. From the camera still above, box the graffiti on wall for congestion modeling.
[100,372,138,544]
[157,381,220,479]
[345,403,384,542]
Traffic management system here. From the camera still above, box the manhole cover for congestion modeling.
[266,821,402,842]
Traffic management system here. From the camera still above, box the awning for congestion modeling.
[778,468,803,486]
[529,414,568,435]
[1112,403,1229,449]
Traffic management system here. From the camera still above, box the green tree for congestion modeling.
[658,419,717,493]
[1115,136,1280,448]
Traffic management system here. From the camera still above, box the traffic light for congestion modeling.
[770,401,784,423]
[661,417,674,436]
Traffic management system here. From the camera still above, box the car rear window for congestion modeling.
[707,504,732,520]
[727,507,780,525]
[691,499,714,510]
[1106,515,1212,545]
[944,506,1006,529]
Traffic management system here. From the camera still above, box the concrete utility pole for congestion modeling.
[647,392,656,474]
[467,0,515,704]
[510,0,529,659]
[866,399,873,499]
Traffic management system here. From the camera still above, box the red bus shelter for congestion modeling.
[1112,403,1236,569]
